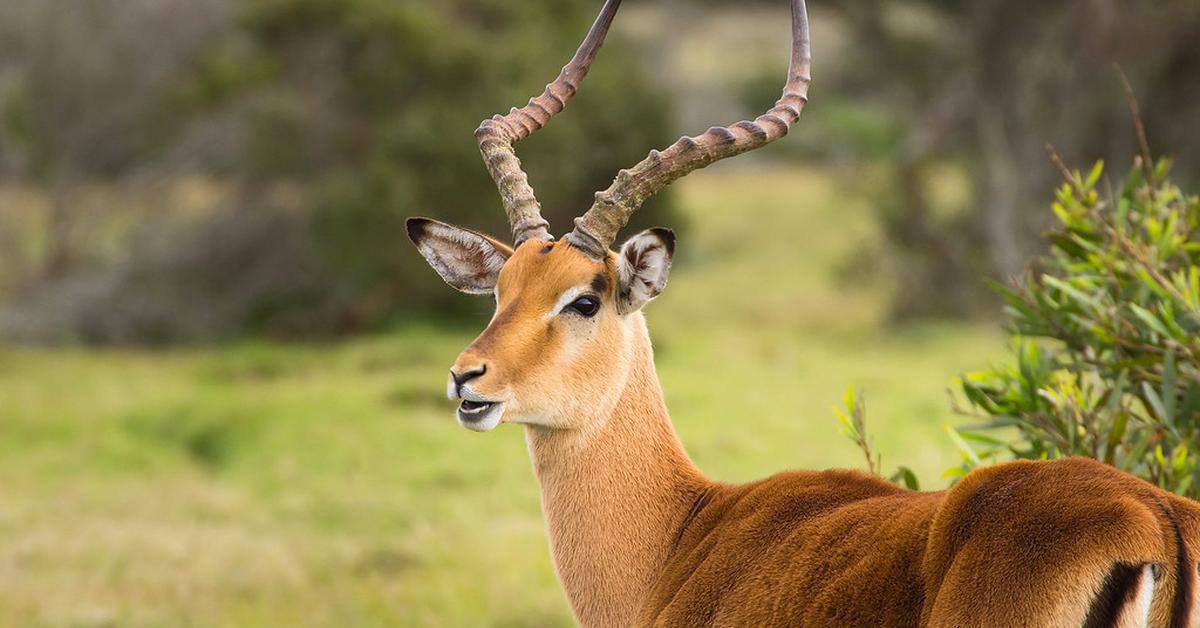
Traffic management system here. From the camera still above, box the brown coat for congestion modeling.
[643,458,1200,627]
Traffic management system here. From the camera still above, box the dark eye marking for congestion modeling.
[565,295,600,317]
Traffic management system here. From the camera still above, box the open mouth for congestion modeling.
[456,399,504,432]
[459,399,493,413]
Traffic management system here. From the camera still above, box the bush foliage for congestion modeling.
[952,156,1200,497]
[838,152,1200,496]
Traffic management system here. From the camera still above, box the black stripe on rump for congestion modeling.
[1083,563,1145,628]
[1163,504,1193,628]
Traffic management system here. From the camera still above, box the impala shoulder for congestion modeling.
[680,470,903,528]
[697,469,908,527]
[754,468,907,501]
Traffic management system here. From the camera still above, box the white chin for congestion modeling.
[457,401,504,432]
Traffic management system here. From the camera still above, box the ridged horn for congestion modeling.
[474,0,623,246]
[565,0,812,259]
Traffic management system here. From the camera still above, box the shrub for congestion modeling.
[953,155,1200,497]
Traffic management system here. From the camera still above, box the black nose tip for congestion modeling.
[450,365,486,394]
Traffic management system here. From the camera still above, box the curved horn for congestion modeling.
[475,0,623,246]
[566,0,812,259]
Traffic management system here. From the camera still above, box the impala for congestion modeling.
[406,0,1200,625]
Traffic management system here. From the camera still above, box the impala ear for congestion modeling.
[407,217,513,294]
[616,228,675,314]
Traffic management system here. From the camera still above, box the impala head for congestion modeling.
[408,219,674,431]
[408,0,810,432]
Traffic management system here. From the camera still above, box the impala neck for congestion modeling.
[525,313,709,626]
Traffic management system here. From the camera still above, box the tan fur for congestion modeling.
[437,238,1200,627]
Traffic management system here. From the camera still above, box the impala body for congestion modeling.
[408,0,1200,625]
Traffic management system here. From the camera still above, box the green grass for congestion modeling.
[0,166,1004,627]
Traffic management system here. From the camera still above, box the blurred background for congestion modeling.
[1,0,1198,625]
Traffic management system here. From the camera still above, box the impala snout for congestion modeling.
[449,364,486,397]
[449,355,505,432]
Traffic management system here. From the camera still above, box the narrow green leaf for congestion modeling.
[956,431,1007,446]
[1130,303,1172,339]
[1128,430,1154,468]
[1163,349,1177,422]
[1084,160,1104,190]
[945,426,982,467]
[1134,268,1173,301]
[942,466,967,479]
[890,466,920,491]
[1043,275,1103,313]
[1143,382,1174,433]
[1179,382,1200,428]
[1104,412,1129,466]
[833,408,857,439]
[1189,266,1199,309]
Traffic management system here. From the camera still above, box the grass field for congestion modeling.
[0,166,1004,627]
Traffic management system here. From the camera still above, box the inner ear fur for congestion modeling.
[616,228,675,314]
[407,217,514,294]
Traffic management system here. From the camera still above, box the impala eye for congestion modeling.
[566,295,600,317]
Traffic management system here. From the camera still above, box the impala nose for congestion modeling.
[449,364,486,398]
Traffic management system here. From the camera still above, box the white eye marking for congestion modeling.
[546,287,582,320]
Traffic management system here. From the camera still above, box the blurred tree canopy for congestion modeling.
[827,0,1200,319]
[737,0,1200,319]
[0,0,674,342]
